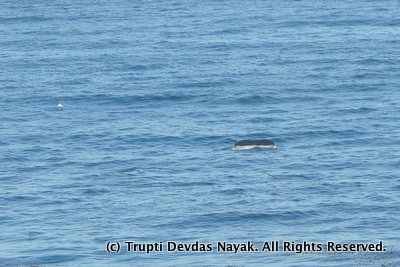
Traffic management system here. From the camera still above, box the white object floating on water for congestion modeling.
[57,99,64,111]
[232,139,276,150]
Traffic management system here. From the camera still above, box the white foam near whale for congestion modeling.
[232,139,276,150]
[57,99,64,111]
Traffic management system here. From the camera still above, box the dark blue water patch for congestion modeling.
[79,38,131,50]
[68,93,199,105]
[123,63,166,72]
[232,94,281,105]
[0,215,14,223]
[233,133,277,140]
[278,18,385,28]
[208,28,245,36]
[315,200,375,214]
[126,135,225,152]
[348,135,399,148]
[128,179,190,189]
[119,166,138,173]
[80,187,110,196]
[2,194,41,203]
[167,181,216,189]
[190,134,233,144]
[23,254,81,265]
[0,15,54,25]
[308,180,365,194]
[18,145,57,156]
[244,116,282,125]
[355,57,399,66]
[283,129,366,142]
[384,18,400,26]
[392,185,400,191]
[68,132,109,142]
[16,164,51,174]
[152,0,190,12]
[175,80,233,89]
[37,199,67,207]
[359,250,400,267]
[81,159,133,169]
[51,77,92,87]
[164,210,322,229]
[201,42,249,52]
[120,134,184,145]
[332,107,378,115]
[217,188,246,195]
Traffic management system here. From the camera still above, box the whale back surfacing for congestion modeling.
[233,139,276,150]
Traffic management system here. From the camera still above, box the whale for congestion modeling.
[232,139,276,150]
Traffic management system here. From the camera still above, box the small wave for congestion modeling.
[282,129,365,141]
[0,15,53,24]
[69,93,197,105]
[165,210,320,229]
[175,80,230,89]
[169,181,216,187]
[333,107,377,115]
[235,94,280,105]
[218,188,246,195]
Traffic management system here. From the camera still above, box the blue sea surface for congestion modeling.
[1,0,400,266]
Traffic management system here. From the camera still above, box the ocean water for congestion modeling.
[1,0,400,266]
